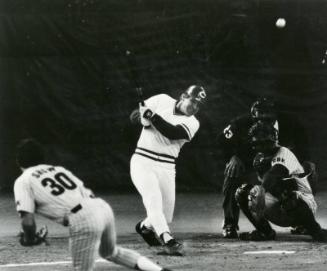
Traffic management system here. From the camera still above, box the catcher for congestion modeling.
[218,97,317,238]
[14,138,173,271]
[235,122,326,241]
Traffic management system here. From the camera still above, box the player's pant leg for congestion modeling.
[158,166,176,224]
[267,191,323,239]
[222,175,241,228]
[99,202,163,271]
[264,192,293,227]
[131,155,170,235]
[98,202,116,258]
[98,201,138,267]
[69,211,103,271]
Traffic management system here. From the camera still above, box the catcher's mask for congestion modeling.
[248,121,279,154]
[251,97,276,121]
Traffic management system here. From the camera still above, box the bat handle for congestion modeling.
[136,87,145,106]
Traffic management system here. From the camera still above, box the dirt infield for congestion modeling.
[1,192,327,270]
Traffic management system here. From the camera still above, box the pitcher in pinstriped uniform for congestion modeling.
[14,138,173,271]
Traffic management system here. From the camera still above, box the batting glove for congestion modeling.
[139,103,154,127]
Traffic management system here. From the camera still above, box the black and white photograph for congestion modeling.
[1,0,327,270]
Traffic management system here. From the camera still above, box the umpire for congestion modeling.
[217,97,316,238]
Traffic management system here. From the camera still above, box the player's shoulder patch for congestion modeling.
[223,124,233,139]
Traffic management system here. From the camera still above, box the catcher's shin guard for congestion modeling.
[235,184,274,238]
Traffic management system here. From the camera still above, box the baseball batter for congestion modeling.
[235,122,327,241]
[14,138,173,271]
[129,85,206,255]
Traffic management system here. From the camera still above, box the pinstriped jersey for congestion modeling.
[14,164,93,224]
[137,94,200,159]
[271,147,304,175]
[271,147,312,193]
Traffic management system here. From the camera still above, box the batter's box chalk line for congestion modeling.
[0,258,110,268]
[244,250,296,255]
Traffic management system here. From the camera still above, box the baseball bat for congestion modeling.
[125,50,145,105]
[136,87,145,106]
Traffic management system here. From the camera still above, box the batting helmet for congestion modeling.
[183,85,207,104]
[251,97,276,120]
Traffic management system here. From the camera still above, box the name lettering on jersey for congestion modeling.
[223,125,233,139]
[32,167,56,178]
[272,157,285,163]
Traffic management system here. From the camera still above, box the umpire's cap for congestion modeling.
[16,138,45,168]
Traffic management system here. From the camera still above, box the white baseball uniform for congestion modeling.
[14,164,162,271]
[130,94,200,236]
[264,147,317,226]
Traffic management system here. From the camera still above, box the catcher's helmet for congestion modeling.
[248,121,279,153]
[183,85,207,104]
[251,97,276,120]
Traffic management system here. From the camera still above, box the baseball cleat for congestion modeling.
[239,229,276,241]
[135,221,162,246]
[222,225,238,239]
[158,239,184,256]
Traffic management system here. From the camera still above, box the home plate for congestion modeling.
[244,250,296,255]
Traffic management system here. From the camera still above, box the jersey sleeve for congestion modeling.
[222,122,237,140]
[271,147,299,174]
[14,177,35,214]
[217,120,240,160]
[144,94,169,112]
[179,117,200,141]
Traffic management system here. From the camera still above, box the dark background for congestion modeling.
[1,0,327,192]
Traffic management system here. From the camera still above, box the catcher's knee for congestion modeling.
[235,184,253,208]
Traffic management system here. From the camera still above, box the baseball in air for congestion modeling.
[275,18,286,28]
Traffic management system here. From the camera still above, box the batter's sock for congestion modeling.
[108,247,162,271]
[160,232,173,244]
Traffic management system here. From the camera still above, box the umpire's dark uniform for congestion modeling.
[218,113,311,232]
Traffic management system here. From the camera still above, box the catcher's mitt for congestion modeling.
[19,225,48,246]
